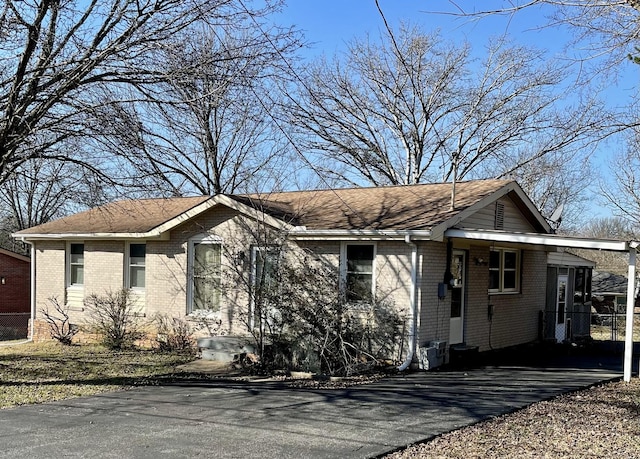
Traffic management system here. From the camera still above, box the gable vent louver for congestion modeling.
[495,202,505,230]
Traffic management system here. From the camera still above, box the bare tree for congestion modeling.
[443,0,640,71]
[572,216,636,274]
[0,0,284,186]
[288,24,608,203]
[84,23,301,197]
[602,123,640,226]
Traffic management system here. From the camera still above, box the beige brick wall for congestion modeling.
[416,243,547,353]
[84,240,125,296]
[416,241,449,346]
[464,246,547,351]
[33,240,66,320]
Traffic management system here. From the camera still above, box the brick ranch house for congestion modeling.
[0,248,31,340]
[12,180,634,369]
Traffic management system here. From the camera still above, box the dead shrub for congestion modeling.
[84,289,143,350]
[154,314,195,354]
[40,297,78,345]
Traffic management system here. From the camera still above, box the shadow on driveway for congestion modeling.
[0,345,625,459]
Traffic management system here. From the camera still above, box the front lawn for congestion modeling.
[0,342,195,409]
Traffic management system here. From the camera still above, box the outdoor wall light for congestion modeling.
[1,277,5,285]
[474,257,488,266]
[234,250,246,266]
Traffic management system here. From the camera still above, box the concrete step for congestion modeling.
[197,336,256,362]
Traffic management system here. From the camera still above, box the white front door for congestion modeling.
[449,250,466,345]
[555,274,568,342]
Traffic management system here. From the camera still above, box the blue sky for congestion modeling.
[276,1,634,219]
[278,1,557,58]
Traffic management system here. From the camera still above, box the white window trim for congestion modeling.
[488,247,520,294]
[187,234,223,314]
[66,241,85,289]
[340,241,377,302]
[125,241,146,291]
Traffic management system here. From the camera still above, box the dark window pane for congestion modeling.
[451,287,462,317]
[504,251,516,269]
[574,268,584,302]
[504,271,516,289]
[70,244,84,255]
[347,245,374,273]
[130,243,146,258]
[489,250,500,269]
[489,271,500,290]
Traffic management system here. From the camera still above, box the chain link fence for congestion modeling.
[591,311,640,342]
[0,313,30,341]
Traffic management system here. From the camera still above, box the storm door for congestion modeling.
[555,274,568,342]
[449,250,466,345]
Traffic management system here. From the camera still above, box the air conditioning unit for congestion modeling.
[418,341,447,370]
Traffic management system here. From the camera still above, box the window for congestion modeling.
[344,244,375,302]
[488,248,520,293]
[127,243,146,289]
[68,243,84,286]
[574,268,592,304]
[250,246,280,329]
[189,239,222,313]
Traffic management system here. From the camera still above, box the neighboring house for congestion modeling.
[591,271,640,314]
[0,248,31,340]
[12,180,625,367]
[545,252,595,343]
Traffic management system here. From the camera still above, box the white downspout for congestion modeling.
[398,235,418,371]
[28,241,35,342]
[623,244,638,382]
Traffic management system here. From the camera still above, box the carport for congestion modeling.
[445,228,639,381]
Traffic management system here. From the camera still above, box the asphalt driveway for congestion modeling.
[0,352,623,459]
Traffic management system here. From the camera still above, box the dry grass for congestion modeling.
[0,342,195,409]
[386,378,640,459]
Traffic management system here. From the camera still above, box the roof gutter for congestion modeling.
[398,234,419,371]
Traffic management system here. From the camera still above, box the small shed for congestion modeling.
[546,251,595,342]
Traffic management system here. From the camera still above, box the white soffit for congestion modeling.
[445,228,629,252]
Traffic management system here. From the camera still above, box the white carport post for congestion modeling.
[624,243,638,382]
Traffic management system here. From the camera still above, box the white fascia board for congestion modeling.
[13,232,169,241]
[288,229,433,241]
[445,228,629,252]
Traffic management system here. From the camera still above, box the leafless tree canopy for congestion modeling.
[445,0,640,70]
[287,24,608,222]
[0,0,282,186]
[84,23,302,196]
